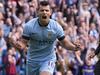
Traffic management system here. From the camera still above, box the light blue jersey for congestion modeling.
[23,18,65,74]
[23,17,64,62]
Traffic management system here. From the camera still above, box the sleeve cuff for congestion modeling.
[58,36,65,41]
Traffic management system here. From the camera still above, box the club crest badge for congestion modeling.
[48,31,52,39]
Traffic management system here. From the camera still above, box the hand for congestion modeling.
[74,41,81,51]
[88,51,95,59]
[75,45,81,51]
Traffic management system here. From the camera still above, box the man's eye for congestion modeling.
[40,10,49,12]
[46,10,49,12]
[40,10,44,12]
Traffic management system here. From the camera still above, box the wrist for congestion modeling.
[74,45,80,51]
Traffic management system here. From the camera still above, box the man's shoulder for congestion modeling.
[25,18,38,26]
[50,19,62,27]
[50,19,59,26]
[50,19,57,23]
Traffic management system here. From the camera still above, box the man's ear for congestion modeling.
[36,10,39,17]
[50,8,52,16]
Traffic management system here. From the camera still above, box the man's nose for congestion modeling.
[43,10,47,13]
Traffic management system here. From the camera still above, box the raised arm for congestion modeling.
[89,34,100,58]
[95,41,100,56]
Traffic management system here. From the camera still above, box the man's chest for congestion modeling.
[30,28,56,41]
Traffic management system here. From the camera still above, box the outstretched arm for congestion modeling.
[59,36,80,51]
[89,37,100,58]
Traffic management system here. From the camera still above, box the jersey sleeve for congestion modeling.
[22,23,31,40]
[56,22,65,41]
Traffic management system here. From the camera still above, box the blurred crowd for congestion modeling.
[0,0,100,75]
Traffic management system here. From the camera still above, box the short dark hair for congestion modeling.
[37,1,50,10]
[39,0,49,6]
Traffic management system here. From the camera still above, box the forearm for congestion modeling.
[60,37,77,51]
[76,55,84,65]
[63,41,76,50]
[95,43,100,55]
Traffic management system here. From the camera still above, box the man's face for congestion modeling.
[38,5,51,22]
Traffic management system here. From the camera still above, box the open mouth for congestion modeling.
[42,16,47,19]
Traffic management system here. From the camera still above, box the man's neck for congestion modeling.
[38,19,49,27]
